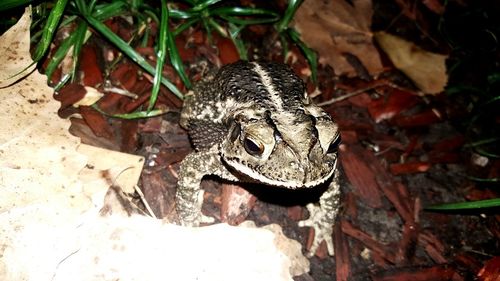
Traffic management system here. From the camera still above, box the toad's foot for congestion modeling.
[176,189,215,226]
[298,203,335,257]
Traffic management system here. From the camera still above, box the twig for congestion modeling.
[317,87,374,107]
[134,184,157,219]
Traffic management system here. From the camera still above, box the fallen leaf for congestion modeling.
[221,183,257,225]
[375,32,448,94]
[390,162,431,175]
[3,215,302,281]
[477,256,500,281]
[293,0,383,76]
[0,6,36,87]
[339,145,383,208]
[73,86,104,107]
[368,88,420,122]
[241,221,310,277]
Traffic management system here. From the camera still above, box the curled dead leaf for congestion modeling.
[375,31,448,94]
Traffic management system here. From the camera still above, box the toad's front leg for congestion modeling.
[175,149,221,226]
[176,148,239,226]
[298,169,341,256]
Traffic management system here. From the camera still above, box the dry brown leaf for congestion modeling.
[375,31,448,94]
[0,7,36,87]
[0,9,305,280]
[293,0,383,76]
[242,222,311,277]
[4,215,303,281]
[73,86,104,107]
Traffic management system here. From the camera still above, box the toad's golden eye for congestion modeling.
[327,134,341,154]
[243,137,264,156]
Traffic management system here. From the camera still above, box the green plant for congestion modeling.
[1,0,318,119]
[168,0,279,59]
[275,0,318,83]
[427,198,500,210]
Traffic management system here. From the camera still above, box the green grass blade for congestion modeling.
[287,28,317,83]
[206,18,227,37]
[228,23,247,59]
[279,33,290,62]
[84,14,183,99]
[88,0,98,12]
[148,0,169,112]
[191,0,222,12]
[169,8,197,19]
[275,0,303,32]
[466,176,499,182]
[426,198,500,210]
[172,17,199,36]
[74,0,88,15]
[44,30,78,81]
[211,7,280,25]
[92,104,167,119]
[0,0,34,11]
[130,0,142,10]
[143,9,160,25]
[53,73,71,91]
[33,0,69,62]
[482,95,500,107]
[487,72,500,84]
[92,1,129,21]
[167,31,192,89]
[70,21,89,83]
[465,137,500,148]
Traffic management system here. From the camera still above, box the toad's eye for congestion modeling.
[327,134,341,154]
[243,137,264,156]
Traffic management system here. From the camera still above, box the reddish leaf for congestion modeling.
[341,220,396,263]
[217,37,240,65]
[80,105,114,139]
[286,205,303,221]
[79,44,103,87]
[175,35,196,62]
[340,145,383,208]
[348,92,372,108]
[69,118,119,150]
[335,223,351,281]
[478,256,500,281]
[391,109,442,127]
[368,88,420,123]
[395,215,419,265]
[422,0,445,14]
[418,231,447,264]
[96,92,125,114]
[339,130,358,144]
[372,265,459,281]
[220,183,256,225]
[120,119,138,153]
[140,171,175,218]
[54,83,86,109]
[110,63,138,92]
[306,226,329,259]
[429,152,460,164]
[390,162,431,175]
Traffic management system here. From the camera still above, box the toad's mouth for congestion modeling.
[222,157,337,189]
